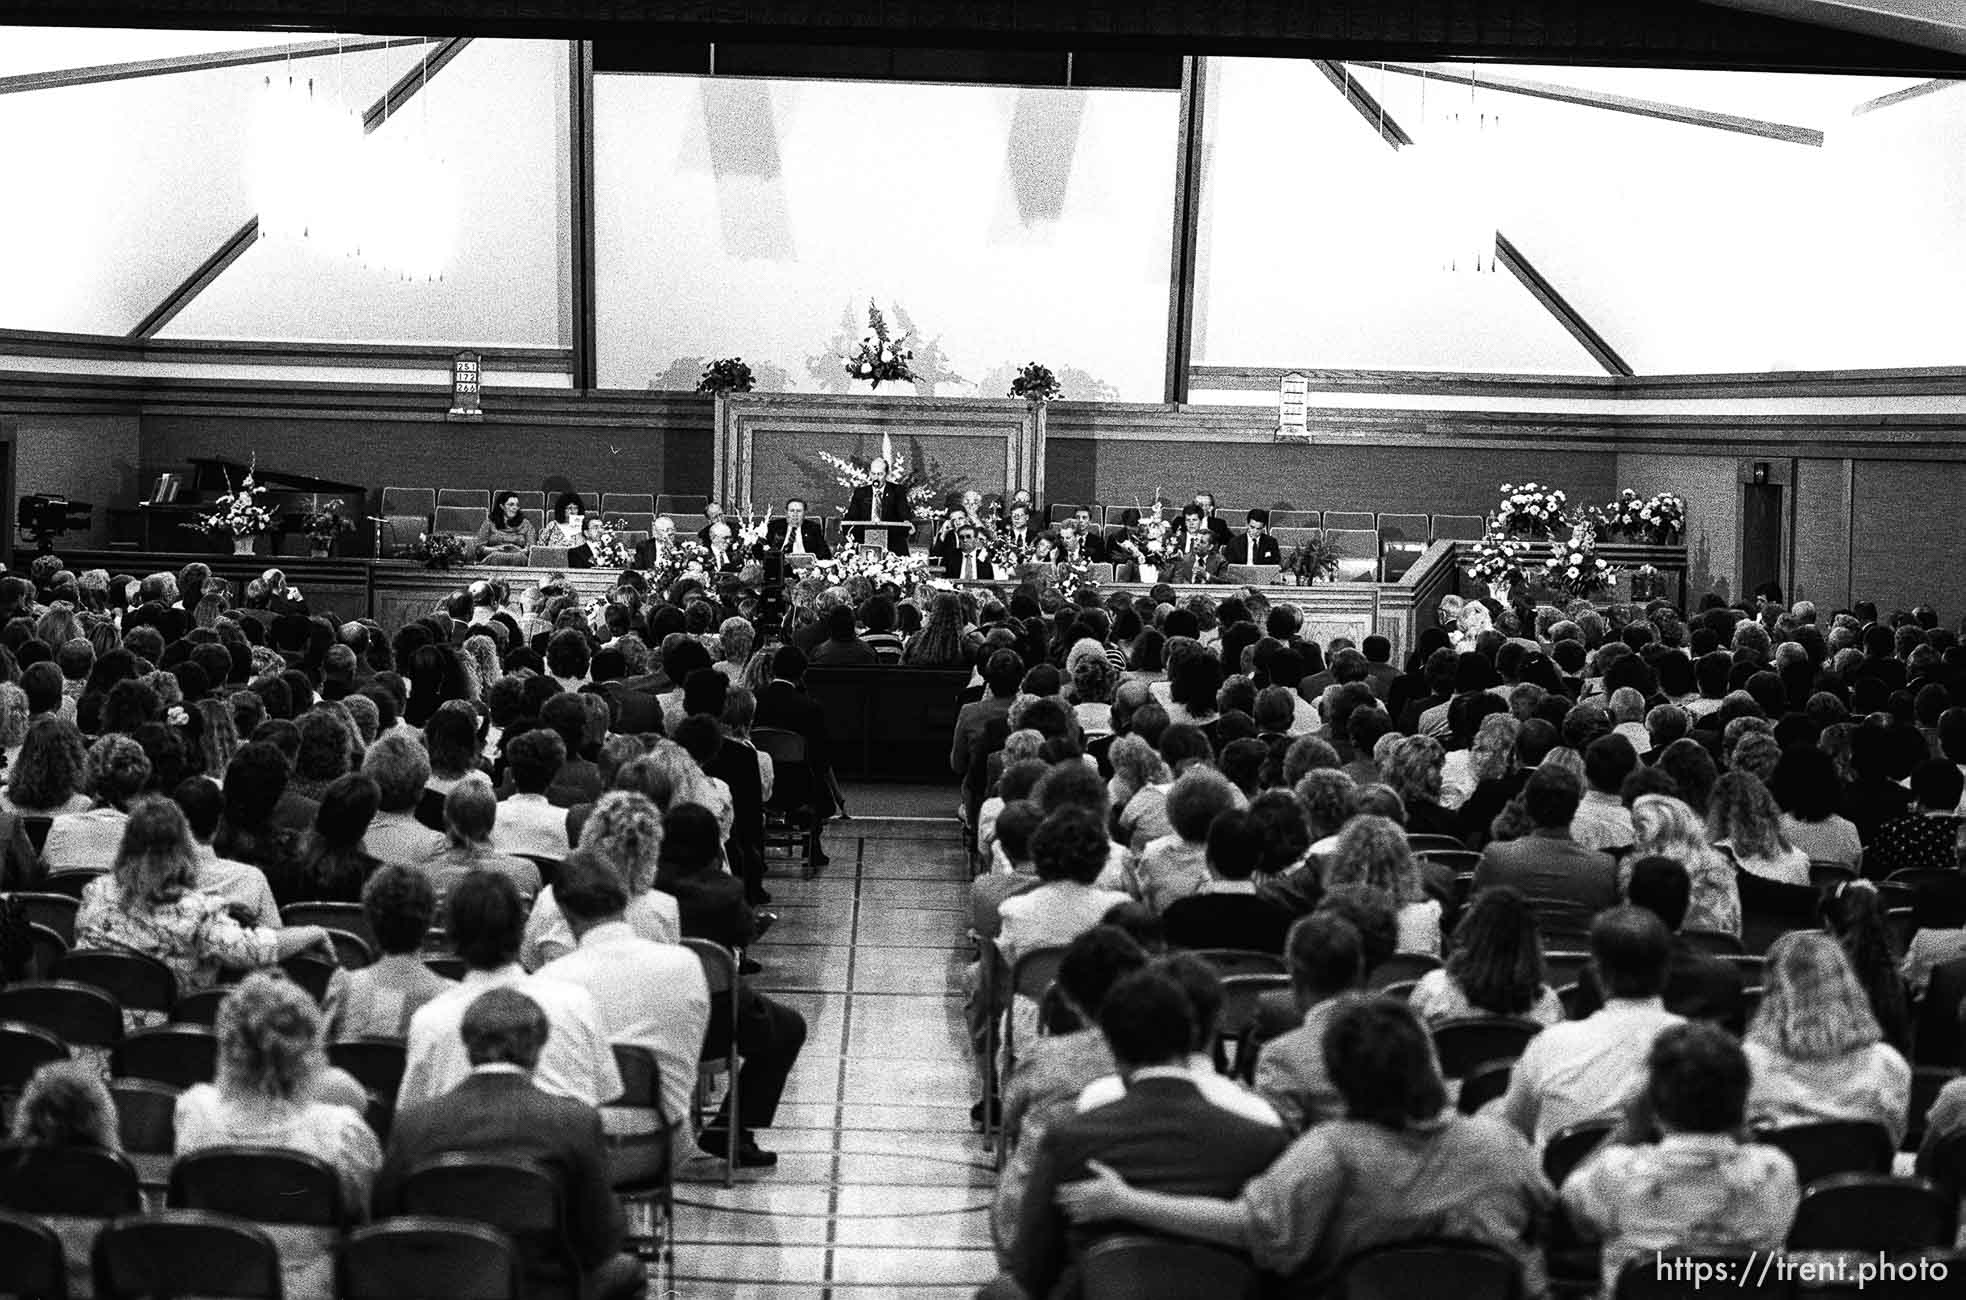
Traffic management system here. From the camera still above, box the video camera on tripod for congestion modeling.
[17,495,93,552]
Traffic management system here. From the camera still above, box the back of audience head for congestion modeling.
[1322,999,1446,1130]
[1589,904,1672,1000]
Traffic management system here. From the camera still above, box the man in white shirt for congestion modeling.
[491,729,575,861]
[361,734,448,865]
[1570,734,1638,853]
[172,777,281,927]
[398,870,622,1110]
[535,851,709,1167]
[1491,905,1682,1144]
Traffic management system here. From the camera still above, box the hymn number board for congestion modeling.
[449,351,484,421]
[1275,371,1311,442]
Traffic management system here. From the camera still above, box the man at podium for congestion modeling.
[843,457,913,554]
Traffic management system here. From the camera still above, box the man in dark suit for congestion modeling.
[631,515,679,568]
[695,501,726,547]
[762,497,832,559]
[753,645,837,864]
[950,648,1023,778]
[1572,855,1747,1034]
[1223,507,1283,566]
[998,502,1039,553]
[677,675,772,907]
[657,803,808,1167]
[703,521,745,574]
[372,987,646,1300]
[1064,507,1109,564]
[935,521,996,581]
[843,457,912,554]
[1171,502,1218,560]
[1192,491,1234,549]
[1471,766,1619,952]
[996,968,1290,1300]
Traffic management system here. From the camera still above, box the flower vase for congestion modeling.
[232,535,258,556]
[1487,581,1513,604]
[1137,563,1159,585]
[309,540,332,559]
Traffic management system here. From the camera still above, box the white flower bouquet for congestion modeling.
[1494,482,1567,538]
[1542,519,1620,598]
[1463,529,1529,593]
[812,546,930,595]
[190,456,278,537]
[841,301,915,388]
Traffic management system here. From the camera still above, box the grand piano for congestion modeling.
[112,457,368,555]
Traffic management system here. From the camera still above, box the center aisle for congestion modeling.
[669,813,998,1298]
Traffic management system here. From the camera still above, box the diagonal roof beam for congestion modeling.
[1495,231,1634,378]
[1852,77,1964,114]
[1312,60,1413,149]
[128,36,474,340]
[1366,62,1824,147]
[0,36,444,96]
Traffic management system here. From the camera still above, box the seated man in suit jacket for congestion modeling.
[936,520,997,581]
[373,987,646,1300]
[1062,507,1109,564]
[1471,766,1619,953]
[1223,508,1283,567]
[762,496,832,559]
[677,673,771,906]
[991,967,1290,1300]
[631,515,679,568]
[754,644,839,865]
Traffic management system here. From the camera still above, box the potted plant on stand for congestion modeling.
[301,501,357,558]
[190,457,277,555]
[1279,531,1340,587]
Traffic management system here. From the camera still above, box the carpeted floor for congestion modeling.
[665,816,996,1298]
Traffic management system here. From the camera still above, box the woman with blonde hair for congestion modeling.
[175,973,380,1300]
[1326,813,1441,955]
[4,1060,124,1295]
[717,616,756,684]
[1630,793,1741,937]
[0,681,29,772]
[460,633,502,699]
[75,797,333,995]
[34,603,83,652]
[1744,931,1911,1145]
[520,790,683,969]
[1457,713,1524,850]
[193,697,241,782]
[1381,734,1461,842]
[1707,770,1810,886]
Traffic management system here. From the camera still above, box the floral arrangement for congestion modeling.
[811,546,930,595]
[1597,490,1685,545]
[1009,361,1061,403]
[1462,528,1531,594]
[1054,555,1097,593]
[190,456,277,537]
[644,538,713,600]
[986,532,1042,574]
[841,301,914,388]
[1542,519,1620,598]
[815,434,941,523]
[1116,497,1175,567]
[591,519,634,570]
[1493,482,1568,538]
[729,504,773,551]
[409,532,466,571]
[695,356,756,395]
[1281,532,1341,585]
[300,500,357,542]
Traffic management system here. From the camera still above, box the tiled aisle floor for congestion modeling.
[668,819,996,1299]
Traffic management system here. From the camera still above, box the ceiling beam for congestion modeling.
[0,36,444,96]
[1698,1,1966,58]
[1851,76,1964,114]
[1312,60,1412,148]
[1495,232,1634,378]
[128,37,474,339]
[1367,62,1824,146]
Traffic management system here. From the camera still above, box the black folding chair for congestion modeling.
[1784,1173,1956,1253]
[1458,1058,1515,1115]
[109,1025,218,1088]
[0,981,123,1049]
[0,1020,69,1098]
[1754,1121,1894,1187]
[168,1147,346,1228]
[91,1209,285,1300]
[9,893,79,945]
[52,950,176,1018]
[109,1078,180,1194]
[170,988,229,1027]
[0,1145,143,1217]
[1368,952,1442,990]
[1431,1018,1542,1081]
[337,1218,519,1300]
[277,955,337,1005]
[683,937,742,1187]
[1334,1236,1524,1300]
[753,726,821,878]
[400,1155,574,1299]
[27,924,67,981]
[0,1206,65,1300]
[1188,948,1288,978]
[605,1043,676,1290]
[279,903,373,953]
[326,1038,407,1102]
[1543,1119,1618,1188]
[1078,1234,1258,1300]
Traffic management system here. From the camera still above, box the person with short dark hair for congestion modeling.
[1865,757,1965,877]
[492,728,574,860]
[397,870,622,1110]
[996,967,1291,1300]
[376,986,648,1300]
[323,863,453,1039]
[1252,913,1367,1131]
[1561,1022,1799,1296]
[1127,767,1242,914]
[171,775,280,925]
[1472,765,1618,951]
[1495,905,1681,1143]
[1572,734,1638,851]
[1056,997,1551,1293]
[1160,808,1293,954]
[1571,855,1748,1034]
[998,808,1131,966]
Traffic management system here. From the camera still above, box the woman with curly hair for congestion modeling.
[1382,734,1462,843]
[1744,931,1910,1145]
[520,790,682,969]
[1409,886,1562,1025]
[1068,646,1118,738]
[1163,650,1223,729]
[1629,793,1741,937]
[901,591,973,667]
[0,680,29,773]
[1326,813,1441,956]
[3,1059,124,1293]
[1707,770,1810,886]
[6,718,97,823]
[717,616,756,684]
[41,733,151,874]
[1652,738,1719,815]
[175,973,380,1300]
[192,696,241,782]
[77,797,333,995]
[1457,713,1525,850]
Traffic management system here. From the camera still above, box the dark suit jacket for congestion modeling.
[660,868,758,950]
[631,537,676,568]
[1011,1074,1290,1299]
[1473,829,1620,953]
[755,678,836,816]
[934,539,996,581]
[764,517,833,560]
[844,483,912,553]
[809,636,880,667]
[950,693,1015,776]
[373,1071,624,1300]
[706,737,766,876]
[1223,534,1283,566]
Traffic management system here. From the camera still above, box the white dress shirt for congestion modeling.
[191,842,282,927]
[488,792,572,860]
[1077,1058,1283,1128]
[1492,997,1683,1144]
[41,806,128,874]
[520,887,681,970]
[534,921,710,1166]
[397,963,622,1110]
